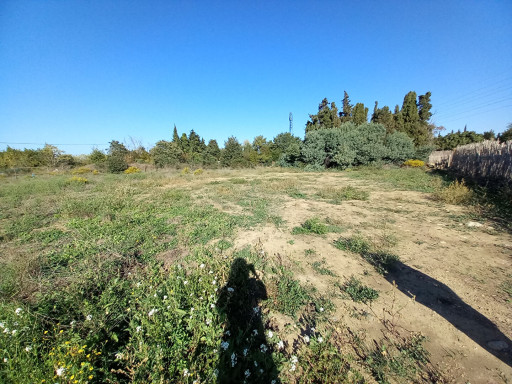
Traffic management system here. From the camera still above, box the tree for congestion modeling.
[306,98,341,132]
[106,140,129,173]
[418,91,432,122]
[340,91,353,123]
[203,139,221,166]
[498,123,512,142]
[220,137,244,167]
[371,102,394,133]
[352,103,368,126]
[172,125,180,145]
[393,105,404,133]
[150,140,182,168]
[89,148,107,164]
[483,130,496,140]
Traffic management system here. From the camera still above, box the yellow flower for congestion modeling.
[44,331,48,334]
[59,330,63,334]
[70,375,74,380]
[78,349,84,353]
[89,375,93,379]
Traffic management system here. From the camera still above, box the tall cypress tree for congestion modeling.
[340,91,353,123]
[172,125,180,144]
[352,103,369,126]
[418,92,432,122]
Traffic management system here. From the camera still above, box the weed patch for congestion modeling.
[433,179,473,205]
[343,277,379,303]
[317,185,369,203]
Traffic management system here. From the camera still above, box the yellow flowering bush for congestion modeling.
[193,168,204,176]
[181,167,190,175]
[403,159,425,167]
[69,176,88,183]
[71,167,92,175]
[124,166,141,174]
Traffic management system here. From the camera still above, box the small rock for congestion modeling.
[440,241,446,244]
[487,340,508,351]
[467,221,483,228]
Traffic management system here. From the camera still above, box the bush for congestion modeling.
[68,176,88,183]
[124,166,141,174]
[106,155,128,173]
[193,168,203,176]
[403,159,425,167]
[181,167,190,175]
[292,218,328,235]
[71,167,92,175]
[433,179,473,205]
[343,277,379,303]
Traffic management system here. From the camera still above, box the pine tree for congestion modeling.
[352,103,368,126]
[340,91,353,123]
[418,92,432,122]
[172,125,180,144]
[393,105,404,133]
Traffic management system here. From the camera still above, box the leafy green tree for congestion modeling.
[89,148,107,165]
[483,130,496,140]
[251,135,272,165]
[384,131,415,163]
[106,140,129,173]
[498,123,512,142]
[172,125,180,144]
[220,137,244,167]
[179,133,189,153]
[435,131,484,150]
[306,98,342,132]
[150,140,183,168]
[393,105,404,133]
[352,103,368,126]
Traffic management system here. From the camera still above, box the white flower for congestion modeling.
[244,369,251,377]
[254,361,258,367]
[0,322,4,328]
[303,335,310,343]
[291,355,298,364]
[243,348,248,356]
[136,282,142,287]
[200,264,205,269]
[3,358,7,363]
[318,336,323,343]
[212,280,216,285]
[183,368,189,377]
[319,307,324,312]
[148,308,158,317]
[183,280,188,285]
[70,320,76,326]
[56,367,66,376]
[215,287,218,292]
[3,328,9,334]
[25,346,32,352]
[227,287,234,293]
[210,304,215,308]
[163,295,168,300]
[271,381,276,384]
[252,329,258,336]
[199,296,204,300]
[231,352,237,367]
[221,341,229,350]
[15,308,23,315]
[206,319,212,325]
[115,352,123,359]
[290,364,296,372]
[260,344,268,353]
[267,330,273,338]
[253,306,260,314]
[167,305,171,309]
[136,326,142,333]
[86,314,92,321]
[190,307,195,312]
[11,330,16,335]
[277,340,284,350]
[153,293,157,298]
[225,330,231,336]
[209,270,213,274]
[259,369,264,374]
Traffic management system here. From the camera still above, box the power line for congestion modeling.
[435,96,512,120]
[438,103,512,124]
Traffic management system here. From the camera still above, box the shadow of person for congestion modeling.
[217,258,279,383]
[385,261,512,367]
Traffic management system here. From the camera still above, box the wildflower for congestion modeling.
[227,287,234,293]
[136,326,142,333]
[231,352,237,367]
[3,358,7,363]
[206,319,212,326]
[148,308,158,317]
[209,270,213,274]
[200,264,205,269]
[221,341,229,350]
[199,296,204,300]
[2,328,9,334]
[70,321,76,326]
[225,330,231,336]
[254,361,258,367]
[243,348,248,356]
[290,364,296,372]
[25,346,32,352]
[303,335,310,344]
[252,329,258,336]
[163,295,168,300]
[253,306,260,314]
[0,322,4,328]
[259,369,264,374]
[183,368,189,377]
[271,381,276,384]
[15,308,23,315]
[244,369,251,377]
[210,304,215,308]
[86,314,92,321]
[267,330,273,338]
[183,280,188,285]
[291,355,298,364]
[277,340,284,350]
[11,330,17,335]
[260,344,268,353]
[318,336,323,343]
[153,293,157,298]
[56,367,66,376]
[319,307,324,312]
[115,352,123,359]
[191,307,195,312]
[212,279,216,285]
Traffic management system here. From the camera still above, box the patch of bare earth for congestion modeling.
[229,171,512,383]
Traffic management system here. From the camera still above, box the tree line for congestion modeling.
[1,92,511,172]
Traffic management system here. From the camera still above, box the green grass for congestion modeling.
[292,217,343,235]
[311,258,337,276]
[316,185,369,203]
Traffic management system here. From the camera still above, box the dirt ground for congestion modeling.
[207,169,512,383]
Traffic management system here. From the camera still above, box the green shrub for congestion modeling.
[343,276,379,303]
[106,154,128,173]
[433,179,473,205]
[292,218,329,235]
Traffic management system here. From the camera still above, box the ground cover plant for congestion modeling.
[1,166,510,383]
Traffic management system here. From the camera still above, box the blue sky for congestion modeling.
[1,0,511,155]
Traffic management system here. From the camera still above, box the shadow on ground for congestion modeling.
[386,261,512,367]
[217,258,279,383]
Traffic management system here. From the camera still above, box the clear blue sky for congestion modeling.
[1,0,511,155]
